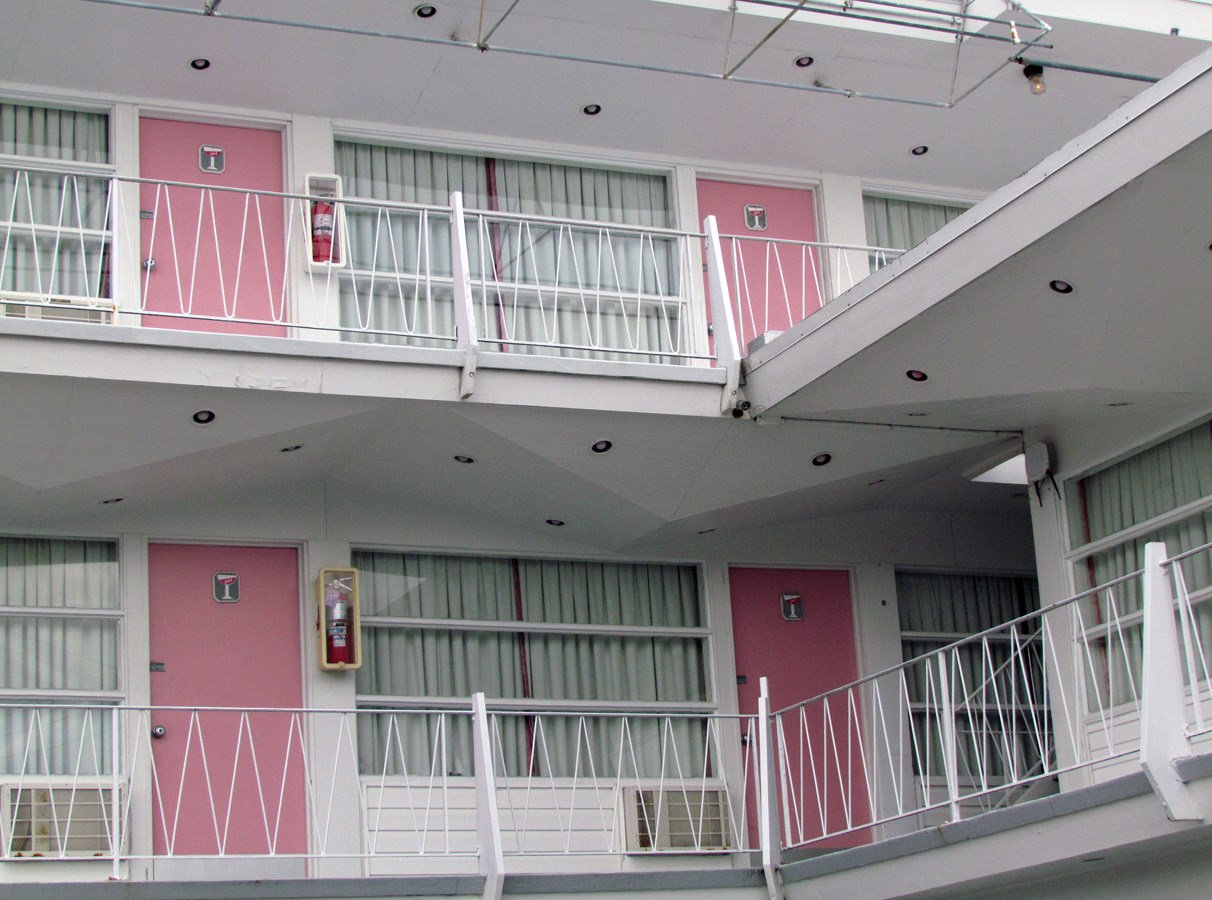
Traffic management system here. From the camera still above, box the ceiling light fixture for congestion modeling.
[581,103,602,116]
[413,4,437,18]
[697,528,716,535]
[279,445,303,453]
[905,412,929,417]
[1107,401,1134,408]
[1049,279,1074,294]
[591,440,613,454]
[191,409,216,425]
[910,145,929,156]
[794,55,814,68]
[812,453,832,466]
[867,479,885,487]
[1022,63,1047,96]
[101,497,124,505]
[906,369,928,382]
[545,518,565,527]
[189,57,211,71]
[454,455,475,464]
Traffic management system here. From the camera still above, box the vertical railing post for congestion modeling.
[1140,542,1203,821]
[757,678,784,900]
[937,654,961,823]
[471,693,504,900]
[450,191,479,399]
[703,215,743,416]
[110,705,122,880]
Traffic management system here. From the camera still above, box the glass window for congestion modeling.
[0,101,113,305]
[354,551,709,778]
[0,537,121,776]
[863,194,968,270]
[333,141,684,360]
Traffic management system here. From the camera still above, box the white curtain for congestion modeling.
[334,142,681,360]
[896,572,1042,780]
[0,102,112,301]
[355,552,707,778]
[863,194,967,271]
[1068,422,1212,707]
[0,537,120,775]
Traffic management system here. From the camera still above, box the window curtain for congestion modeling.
[0,102,112,301]
[0,538,119,775]
[1068,422,1212,707]
[896,572,1042,780]
[863,194,967,271]
[354,552,707,778]
[335,142,680,360]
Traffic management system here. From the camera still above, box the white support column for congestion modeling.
[288,115,341,341]
[703,214,742,415]
[450,191,479,399]
[1140,542,1203,821]
[472,693,504,900]
[757,677,784,900]
[815,174,869,299]
[110,104,143,326]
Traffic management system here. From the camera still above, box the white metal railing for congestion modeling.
[1,164,906,383]
[1165,540,1212,737]
[770,562,1164,850]
[714,232,903,352]
[0,544,1207,883]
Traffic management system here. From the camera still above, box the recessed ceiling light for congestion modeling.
[905,412,930,417]
[101,497,124,505]
[910,145,929,156]
[1107,401,1134,408]
[454,455,475,464]
[189,58,211,71]
[867,479,885,487]
[413,4,437,17]
[191,409,216,425]
[794,55,814,68]
[591,440,613,454]
[906,369,928,382]
[697,528,716,535]
[581,103,602,116]
[279,445,304,453]
[1049,279,1074,294]
[545,518,565,527]
[812,453,832,466]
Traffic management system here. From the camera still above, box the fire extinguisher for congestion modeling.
[311,199,334,263]
[326,596,353,665]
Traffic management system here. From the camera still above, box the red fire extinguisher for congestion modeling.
[326,596,353,665]
[311,199,334,263]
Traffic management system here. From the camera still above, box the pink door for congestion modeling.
[729,567,869,849]
[697,181,820,352]
[139,119,287,335]
[147,544,305,858]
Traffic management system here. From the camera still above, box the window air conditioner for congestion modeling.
[0,780,125,859]
[1,297,115,325]
[625,787,734,852]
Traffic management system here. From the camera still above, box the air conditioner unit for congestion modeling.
[625,787,734,853]
[1,780,125,859]
[0,297,115,325]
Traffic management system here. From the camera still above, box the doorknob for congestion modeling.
[151,725,167,739]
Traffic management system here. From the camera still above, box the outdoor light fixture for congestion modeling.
[910,145,929,156]
[591,440,613,454]
[545,518,565,527]
[812,453,832,467]
[1023,63,1047,95]
[454,455,475,464]
[191,409,216,425]
[413,4,437,18]
[794,55,814,68]
[1049,279,1074,294]
[279,445,304,453]
[189,57,211,71]
[582,104,602,116]
[906,369,928,382]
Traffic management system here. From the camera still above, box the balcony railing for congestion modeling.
[0,164,895,378]
[1,542,1209,889]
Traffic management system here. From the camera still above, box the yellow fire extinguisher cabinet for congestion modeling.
[317,566,361,670]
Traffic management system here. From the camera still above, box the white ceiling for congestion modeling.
[0,0,1207,190]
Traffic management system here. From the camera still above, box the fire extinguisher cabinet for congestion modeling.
[305,173,346,270]
[318,566,361,670]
